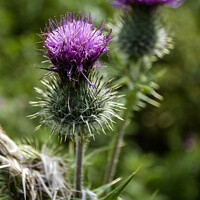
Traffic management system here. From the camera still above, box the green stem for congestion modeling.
[104,61,142,186]
[74,135,84,198]
[104,119,126,185]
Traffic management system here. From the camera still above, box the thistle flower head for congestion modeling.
[41,12,112,82]
[112,0,184,8]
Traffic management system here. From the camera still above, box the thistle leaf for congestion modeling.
[93,178,121,197]
[100,167,141,200]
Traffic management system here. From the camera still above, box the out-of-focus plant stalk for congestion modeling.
[104,117,126,185]
[105,91,137,186]
[74,135,84,198]
[105,60,142,185]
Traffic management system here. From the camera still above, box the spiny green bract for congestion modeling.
[30,72,123,138]
[113,5,172,60]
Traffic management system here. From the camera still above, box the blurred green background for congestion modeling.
[0,0,200,199]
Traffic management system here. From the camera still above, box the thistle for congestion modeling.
[104,0,184,186]
[32,12,122,138]
[110,0,184,61]
[31,12,123,199]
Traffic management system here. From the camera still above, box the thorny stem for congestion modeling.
[74,135,84,198]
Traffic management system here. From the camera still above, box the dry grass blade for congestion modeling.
[0,125,72,200]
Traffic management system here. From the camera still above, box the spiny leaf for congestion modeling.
[150,189,159,200]
[100,166,141,200]
[93,178,121,197]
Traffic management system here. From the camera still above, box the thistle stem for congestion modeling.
[104,117,126,185]
[74,135,84,198]
[105,61,142,186]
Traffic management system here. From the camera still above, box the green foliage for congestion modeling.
[124,61,164,112]
[93,178,121,197]
[101,168,139,200]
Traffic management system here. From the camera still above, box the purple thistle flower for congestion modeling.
[41,12,112,82]
[111,0,185,8]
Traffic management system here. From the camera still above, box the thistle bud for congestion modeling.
[111,0,184,61]
[30,72,123,138]
[113,4,173,60]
